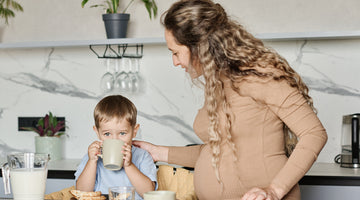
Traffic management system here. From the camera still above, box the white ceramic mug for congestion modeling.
[98,139,124,170]
[144,191,176,200]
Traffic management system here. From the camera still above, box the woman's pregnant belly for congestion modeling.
[193,144,246,200]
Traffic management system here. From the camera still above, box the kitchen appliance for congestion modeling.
[340,113,360,168]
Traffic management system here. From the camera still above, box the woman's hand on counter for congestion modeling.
[241,185,283,200]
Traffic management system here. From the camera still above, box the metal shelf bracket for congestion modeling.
[89,44,143,59]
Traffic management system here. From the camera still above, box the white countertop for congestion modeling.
[305,162,360,177]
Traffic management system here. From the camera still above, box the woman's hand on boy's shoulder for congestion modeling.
[132,140,154,157]
[132,140,168,163]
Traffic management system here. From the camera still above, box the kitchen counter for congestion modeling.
[2,160,360,200]
[300,162,360,186]
[2,159,360,185]
[305,162,360,177]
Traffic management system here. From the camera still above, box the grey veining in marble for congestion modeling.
[0,70,201,153]
[288,40,360,98]
[1,72,199,139]
[44,48,55,70]
[139,111,201,144]
[294,40,307,66]
[2,72,98,99]
[305,77,360,97]
[0,140,29,159]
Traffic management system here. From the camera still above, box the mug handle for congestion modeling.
[1,163,11,194]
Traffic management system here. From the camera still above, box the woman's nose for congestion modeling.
[172,56,180,66]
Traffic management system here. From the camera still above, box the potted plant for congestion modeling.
[0,0,23,41]
[21,112,66,161]
[0,0,23,25]
[81,0,158,38]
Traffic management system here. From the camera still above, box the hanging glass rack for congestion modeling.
[89,44,143,59]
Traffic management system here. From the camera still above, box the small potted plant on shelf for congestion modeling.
[21,111,66,161]
[0,0,23,25]
[81,0,158,38]
[0,0,23,41]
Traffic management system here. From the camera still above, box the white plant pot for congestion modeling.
[35,136,62,161]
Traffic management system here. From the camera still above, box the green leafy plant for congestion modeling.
[0,0,23,25]
[21,112,66,137]
[81,0,157,19]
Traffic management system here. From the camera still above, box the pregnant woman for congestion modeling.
[134,0,328,199]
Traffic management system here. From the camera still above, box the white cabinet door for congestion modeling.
[300,185,360,200]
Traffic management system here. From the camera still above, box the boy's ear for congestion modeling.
[132,124,140,139]
[93,125,101,139]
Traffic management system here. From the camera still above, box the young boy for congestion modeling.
[75,95,157,199]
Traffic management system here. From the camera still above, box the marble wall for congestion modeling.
[1,0,360,163]
[0,43,204,161]
[268,39,360,162]
[1,38,360,163]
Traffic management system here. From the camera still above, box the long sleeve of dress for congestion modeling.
[247,78,328,194]
[168,144,204,168]
[270,90,327,193]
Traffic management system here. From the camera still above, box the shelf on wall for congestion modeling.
[257,30,360,41]
[0,37,166,49]
[1,31,360,49]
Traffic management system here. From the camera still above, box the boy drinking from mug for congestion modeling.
[75,95,157,199]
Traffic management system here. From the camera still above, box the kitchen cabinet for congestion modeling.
[300,185,360,200]
[299,163,360,200]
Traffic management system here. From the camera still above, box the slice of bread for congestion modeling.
[70,190,104,200]
[79,196,106,200]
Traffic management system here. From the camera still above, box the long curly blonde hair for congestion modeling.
[162,0,315,187]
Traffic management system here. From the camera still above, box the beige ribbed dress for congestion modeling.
[168,76,328,200]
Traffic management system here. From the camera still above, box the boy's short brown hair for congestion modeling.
[94,95,137,129]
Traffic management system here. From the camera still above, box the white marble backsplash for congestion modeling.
[1,39,360,163]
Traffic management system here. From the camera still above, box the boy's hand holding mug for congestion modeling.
[88,141,103,161]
